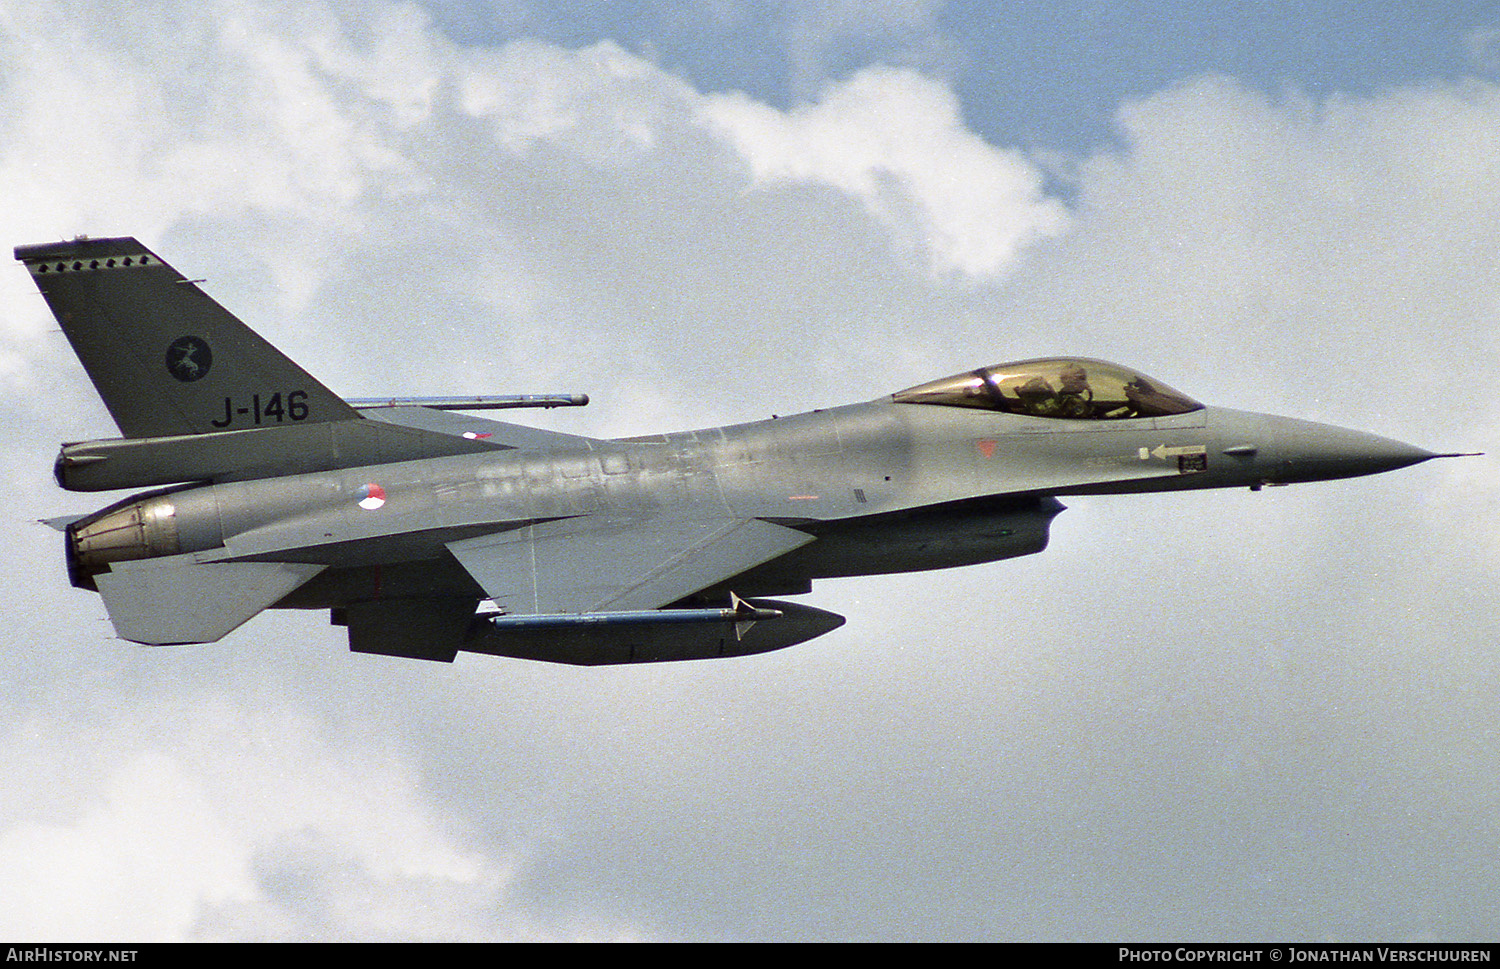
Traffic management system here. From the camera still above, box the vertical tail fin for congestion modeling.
[15,236,359,438]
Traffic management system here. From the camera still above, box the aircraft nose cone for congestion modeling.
[1212,409,1438,485]
[1282,428,1434,481]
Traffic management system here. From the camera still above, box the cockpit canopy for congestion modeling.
[892,358,1203,420]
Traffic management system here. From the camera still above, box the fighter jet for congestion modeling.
[18,236,1455,665]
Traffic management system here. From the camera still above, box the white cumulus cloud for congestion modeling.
[699,66,1070,280]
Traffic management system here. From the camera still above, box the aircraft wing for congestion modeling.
[446,516,814,615]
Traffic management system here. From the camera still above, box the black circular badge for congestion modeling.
[165,336,212,382]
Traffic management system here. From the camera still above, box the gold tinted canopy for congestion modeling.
[892,358,1203,420]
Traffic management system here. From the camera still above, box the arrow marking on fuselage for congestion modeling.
[1138,444,1208,461]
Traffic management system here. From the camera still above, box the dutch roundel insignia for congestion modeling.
[357,483,387,511]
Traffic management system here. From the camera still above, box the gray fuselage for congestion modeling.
[68,395,1431,612]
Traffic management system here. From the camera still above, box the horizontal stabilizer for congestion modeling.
[93,553,325,645]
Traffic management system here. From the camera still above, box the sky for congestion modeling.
[0,0,1496,942]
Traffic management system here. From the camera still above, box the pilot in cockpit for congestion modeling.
[1015,362,1093,418]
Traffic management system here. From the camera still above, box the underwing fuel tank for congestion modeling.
[460,599,846,665]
